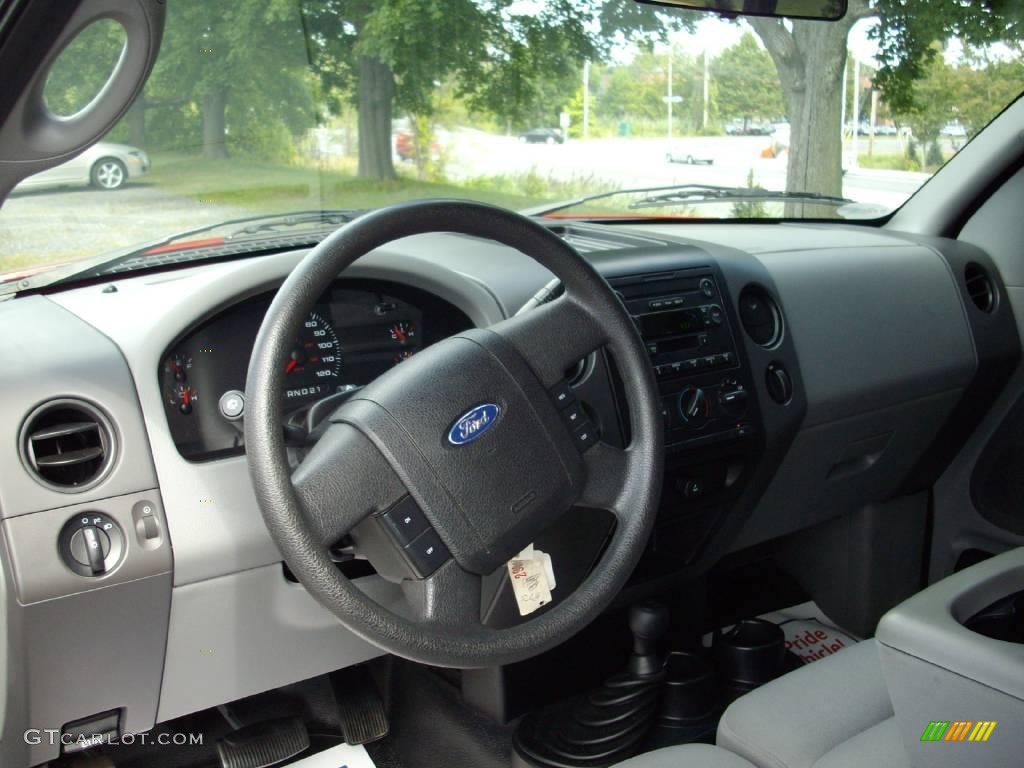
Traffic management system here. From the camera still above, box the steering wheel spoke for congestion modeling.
[291,422,408,546]
[401,560,484,629]
[578,441,631,517]
[489,294,608,388]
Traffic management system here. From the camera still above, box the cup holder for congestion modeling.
[963,590,1024,643]
[714,618,786,686]
[660,651,717,723]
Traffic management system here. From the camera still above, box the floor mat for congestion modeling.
[285,743,376,768]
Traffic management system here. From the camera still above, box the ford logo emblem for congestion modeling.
[448,403,500,446]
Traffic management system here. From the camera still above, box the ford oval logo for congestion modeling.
[448,403,500,446]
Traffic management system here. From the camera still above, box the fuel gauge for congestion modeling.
[163,353,197,414]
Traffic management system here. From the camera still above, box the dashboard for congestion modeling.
[158,282,472,460]
[0,217,1019,767]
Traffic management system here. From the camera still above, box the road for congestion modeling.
[0,183,246,271]
[2,132,936,273]
[443,131,932,212]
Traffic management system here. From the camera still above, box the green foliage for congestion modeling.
[43,19,126,116]
[714,33,783,123]
[730,170,769,219]
[872,0,1024,114]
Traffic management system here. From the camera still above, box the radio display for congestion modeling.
[640,308,704,338]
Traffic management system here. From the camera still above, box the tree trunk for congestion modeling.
[201,87,228,159]
[750,1,876,213]
[357,55,396,180]
[127,99,146,148]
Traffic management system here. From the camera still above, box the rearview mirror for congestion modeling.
[635,0,847,21]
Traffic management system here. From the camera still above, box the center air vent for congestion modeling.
[965,262,996,313]
[738,286,783,348]
[21,400,115,491]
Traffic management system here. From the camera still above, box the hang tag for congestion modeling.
[508,546,555,616]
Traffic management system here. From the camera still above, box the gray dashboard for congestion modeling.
[0,219,1012,765]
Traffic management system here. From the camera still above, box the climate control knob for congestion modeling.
[719,379,749,417]
[678,387,711,429]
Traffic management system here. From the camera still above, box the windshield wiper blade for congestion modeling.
[43,208,365,287]
[628,185,851,210]
[223,209,364,239]
[531,184,851,217]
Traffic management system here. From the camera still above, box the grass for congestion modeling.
[856,153,922,172]
[145,152,554,212]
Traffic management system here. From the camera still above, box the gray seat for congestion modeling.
[612,744,757,768]
[612,639,908,768]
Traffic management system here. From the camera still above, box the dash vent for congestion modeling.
[965,262,996,314]
[21,400,114,491]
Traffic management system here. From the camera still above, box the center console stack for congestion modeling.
[607,266,758,455]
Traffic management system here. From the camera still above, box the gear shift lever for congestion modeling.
[629,601,670,677]
[514,601,670,767]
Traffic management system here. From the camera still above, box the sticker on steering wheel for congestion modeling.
[508,545,556,616]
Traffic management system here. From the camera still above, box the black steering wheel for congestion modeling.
[245,200,663,667]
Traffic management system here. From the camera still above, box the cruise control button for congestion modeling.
[572,421,599,451]
[379,496,430,546]
[550,380,576,409]
[404,528,450,576]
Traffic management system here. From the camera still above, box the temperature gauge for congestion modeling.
[388,321,416,346]
[168,382,198,414]
[394,349,415,363]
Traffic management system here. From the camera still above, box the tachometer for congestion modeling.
[284,312,341,402]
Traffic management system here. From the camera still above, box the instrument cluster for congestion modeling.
[159,280,471,460]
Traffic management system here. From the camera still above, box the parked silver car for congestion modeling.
[13,141,149,192]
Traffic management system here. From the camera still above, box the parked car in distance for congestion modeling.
[941,121,967,138]
[519,128,564,144]
[665,148,714,165]
[13,141,149,192]
[725,119,775,136]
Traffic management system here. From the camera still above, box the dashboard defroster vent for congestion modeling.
[21,400,115,491]
[965,262,996,314]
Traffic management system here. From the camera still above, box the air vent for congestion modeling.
[965,262,996,313]
[738,286,783,348]
[21,400,114,491]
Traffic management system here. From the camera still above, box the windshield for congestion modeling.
[2,0,1022,284]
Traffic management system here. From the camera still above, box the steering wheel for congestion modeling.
[245,200,663,668]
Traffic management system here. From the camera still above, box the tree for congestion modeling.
[150,0,317,159]
[715,32,784,125]
[301,0,694,179]
[749,0,1022,200]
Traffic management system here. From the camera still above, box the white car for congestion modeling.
[13,141,149,192]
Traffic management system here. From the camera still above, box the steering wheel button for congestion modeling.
[404,528,450,576]
[379,496,430,546]
[550,380,576,410]
[572,421,599,451]
[562,401,585,428]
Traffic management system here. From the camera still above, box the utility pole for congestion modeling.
[702,50,710,131]
[582,60,590,141]
[667,51,674,139]
[868,89,879,157]
[851,57,861,170]
[840,55,847,137]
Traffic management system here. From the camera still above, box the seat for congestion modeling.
[612,744,758,768]
[717,639,906,768]
[611,639,908,768]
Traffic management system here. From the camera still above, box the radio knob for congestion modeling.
[678,387,711,428]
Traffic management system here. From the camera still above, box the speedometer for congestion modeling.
[284,312,341,402]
